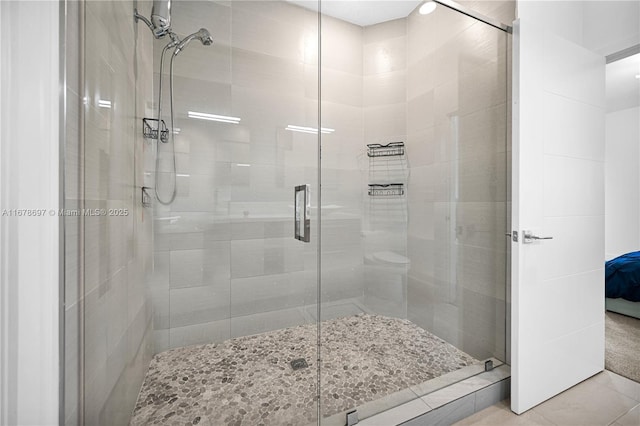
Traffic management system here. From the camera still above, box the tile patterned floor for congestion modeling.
[130,314,478,426]
[454,370,640,426]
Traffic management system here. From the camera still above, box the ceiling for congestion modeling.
[287,0,422,27]
[285,1,639,113]
[606,53,640,113]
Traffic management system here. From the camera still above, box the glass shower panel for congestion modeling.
[319,2,508,423]
[149,1,321,425]
[225,1,320,341]
[226,5,321,423]
[79,1,156,424]
[419,7,509,364]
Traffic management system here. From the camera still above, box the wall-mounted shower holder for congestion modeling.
[141,186,152,208]
[142,117,169,143]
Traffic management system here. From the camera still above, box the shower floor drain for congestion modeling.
[290,358,309,370]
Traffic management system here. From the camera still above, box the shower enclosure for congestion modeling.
[63,0,511,424]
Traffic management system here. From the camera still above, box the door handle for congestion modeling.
[523,230,553,244]
[294,184,310,243]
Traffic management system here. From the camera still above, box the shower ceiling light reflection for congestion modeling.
[286,124,335,134]
[419,1,437,15]
[187,111,241,124]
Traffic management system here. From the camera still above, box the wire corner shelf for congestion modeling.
[142,117,169,143]
[367,142,405,158]
[368,183,404,196]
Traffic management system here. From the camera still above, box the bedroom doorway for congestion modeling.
[604,46,640,384]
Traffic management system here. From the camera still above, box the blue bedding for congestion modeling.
[606,251,640,302]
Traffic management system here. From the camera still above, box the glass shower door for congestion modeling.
[71,0,323,424]
[148,1,322,425]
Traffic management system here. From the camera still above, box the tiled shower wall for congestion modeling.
[65,0,155,424]
[361,19,409,318]
[318,14,367,317]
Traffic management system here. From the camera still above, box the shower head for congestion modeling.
[174,28,213,56]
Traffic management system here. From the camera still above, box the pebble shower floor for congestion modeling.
[130,314,478,426]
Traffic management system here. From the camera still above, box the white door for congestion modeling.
[511,19,606,414]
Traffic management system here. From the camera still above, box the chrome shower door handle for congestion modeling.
[522,230,553,244]
[294,184,310,243]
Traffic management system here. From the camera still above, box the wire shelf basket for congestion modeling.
[367,142,405,157]
[142,118,169,143]
[368,183,404,196]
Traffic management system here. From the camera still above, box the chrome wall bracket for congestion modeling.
[346,410,359,426]
[141,186,152,208]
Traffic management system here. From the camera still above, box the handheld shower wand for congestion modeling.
[135,4,214,205]
[173,28,213,56]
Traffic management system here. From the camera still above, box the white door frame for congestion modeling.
[0,1,61,423]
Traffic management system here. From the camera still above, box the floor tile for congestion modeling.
[591,370,640,402]
[353,387,420,421]
[453,400,555,426]
[422,376,492,409]
[531,376,639,426]
[613,403,640,426]
[404,394,476,426]
[358,398,431,426]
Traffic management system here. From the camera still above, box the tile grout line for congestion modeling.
[528,406,559,426]
[600,371,640,402]
[607,401,640,426]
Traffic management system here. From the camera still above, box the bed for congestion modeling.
[605,251,640,320]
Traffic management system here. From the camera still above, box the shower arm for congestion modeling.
[133,9,154,33]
